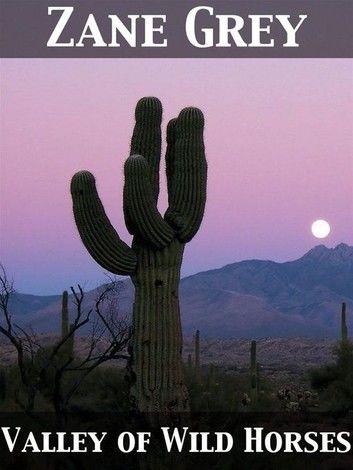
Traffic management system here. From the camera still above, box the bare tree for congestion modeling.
[0,264,131,417]
[50,282,131,417]
[0,263,39,411]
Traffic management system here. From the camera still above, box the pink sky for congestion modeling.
[1,59,352,294]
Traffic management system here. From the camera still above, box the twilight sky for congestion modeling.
[0,59,352,295]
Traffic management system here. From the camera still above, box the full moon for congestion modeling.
[311,219,331,239]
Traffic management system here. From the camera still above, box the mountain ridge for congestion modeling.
[5,244,353,338]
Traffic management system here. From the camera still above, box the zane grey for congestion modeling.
[186,6,214,48]
[76,14,107,47]
[47,7,168,48]
[185,6,308,48]
[141,15,167,47]
[276,15,308,47]
[216,15,247,48]
[248,15,274,47]
[47,6,74,47]
[108,15,139,47]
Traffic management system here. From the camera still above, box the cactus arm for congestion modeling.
[70,171,137,275]
[166,117,177,190]
[165,118,185,231]
[123,155,174,249]
[165,107,207,242]
[130,97,162,200]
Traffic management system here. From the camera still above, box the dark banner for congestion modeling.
[0,0,352,58]
[0,412,353,469]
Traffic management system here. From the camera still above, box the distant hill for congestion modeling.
[180,243,353,337]
[6,244,353,338]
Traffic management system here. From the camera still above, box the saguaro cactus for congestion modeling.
[250,340,258,404]
[195,329,201,383]
[187,354,192,373]
[61,290,69,338]
[256,362,260,393]
[341,302,348,341]
[70,97,207,412]
[61,290,74,358]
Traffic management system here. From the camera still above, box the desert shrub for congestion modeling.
[276,387,318,411]
[185,364,276,412]
[0,367,6,402]
[310,340,353,412]
[68,366,130,412]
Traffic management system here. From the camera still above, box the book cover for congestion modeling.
[0,1,352,468]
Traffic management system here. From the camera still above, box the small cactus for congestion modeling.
[241,393,251,407]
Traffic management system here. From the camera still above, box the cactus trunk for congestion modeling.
[130,240,188,411]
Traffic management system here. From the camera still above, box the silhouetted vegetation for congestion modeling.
[0,265,131,420]
[310,340,353,412]
[2,263,352,417]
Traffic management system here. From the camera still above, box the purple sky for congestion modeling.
[1,59,352,295]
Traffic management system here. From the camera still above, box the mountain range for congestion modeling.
[6,243,353,338]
